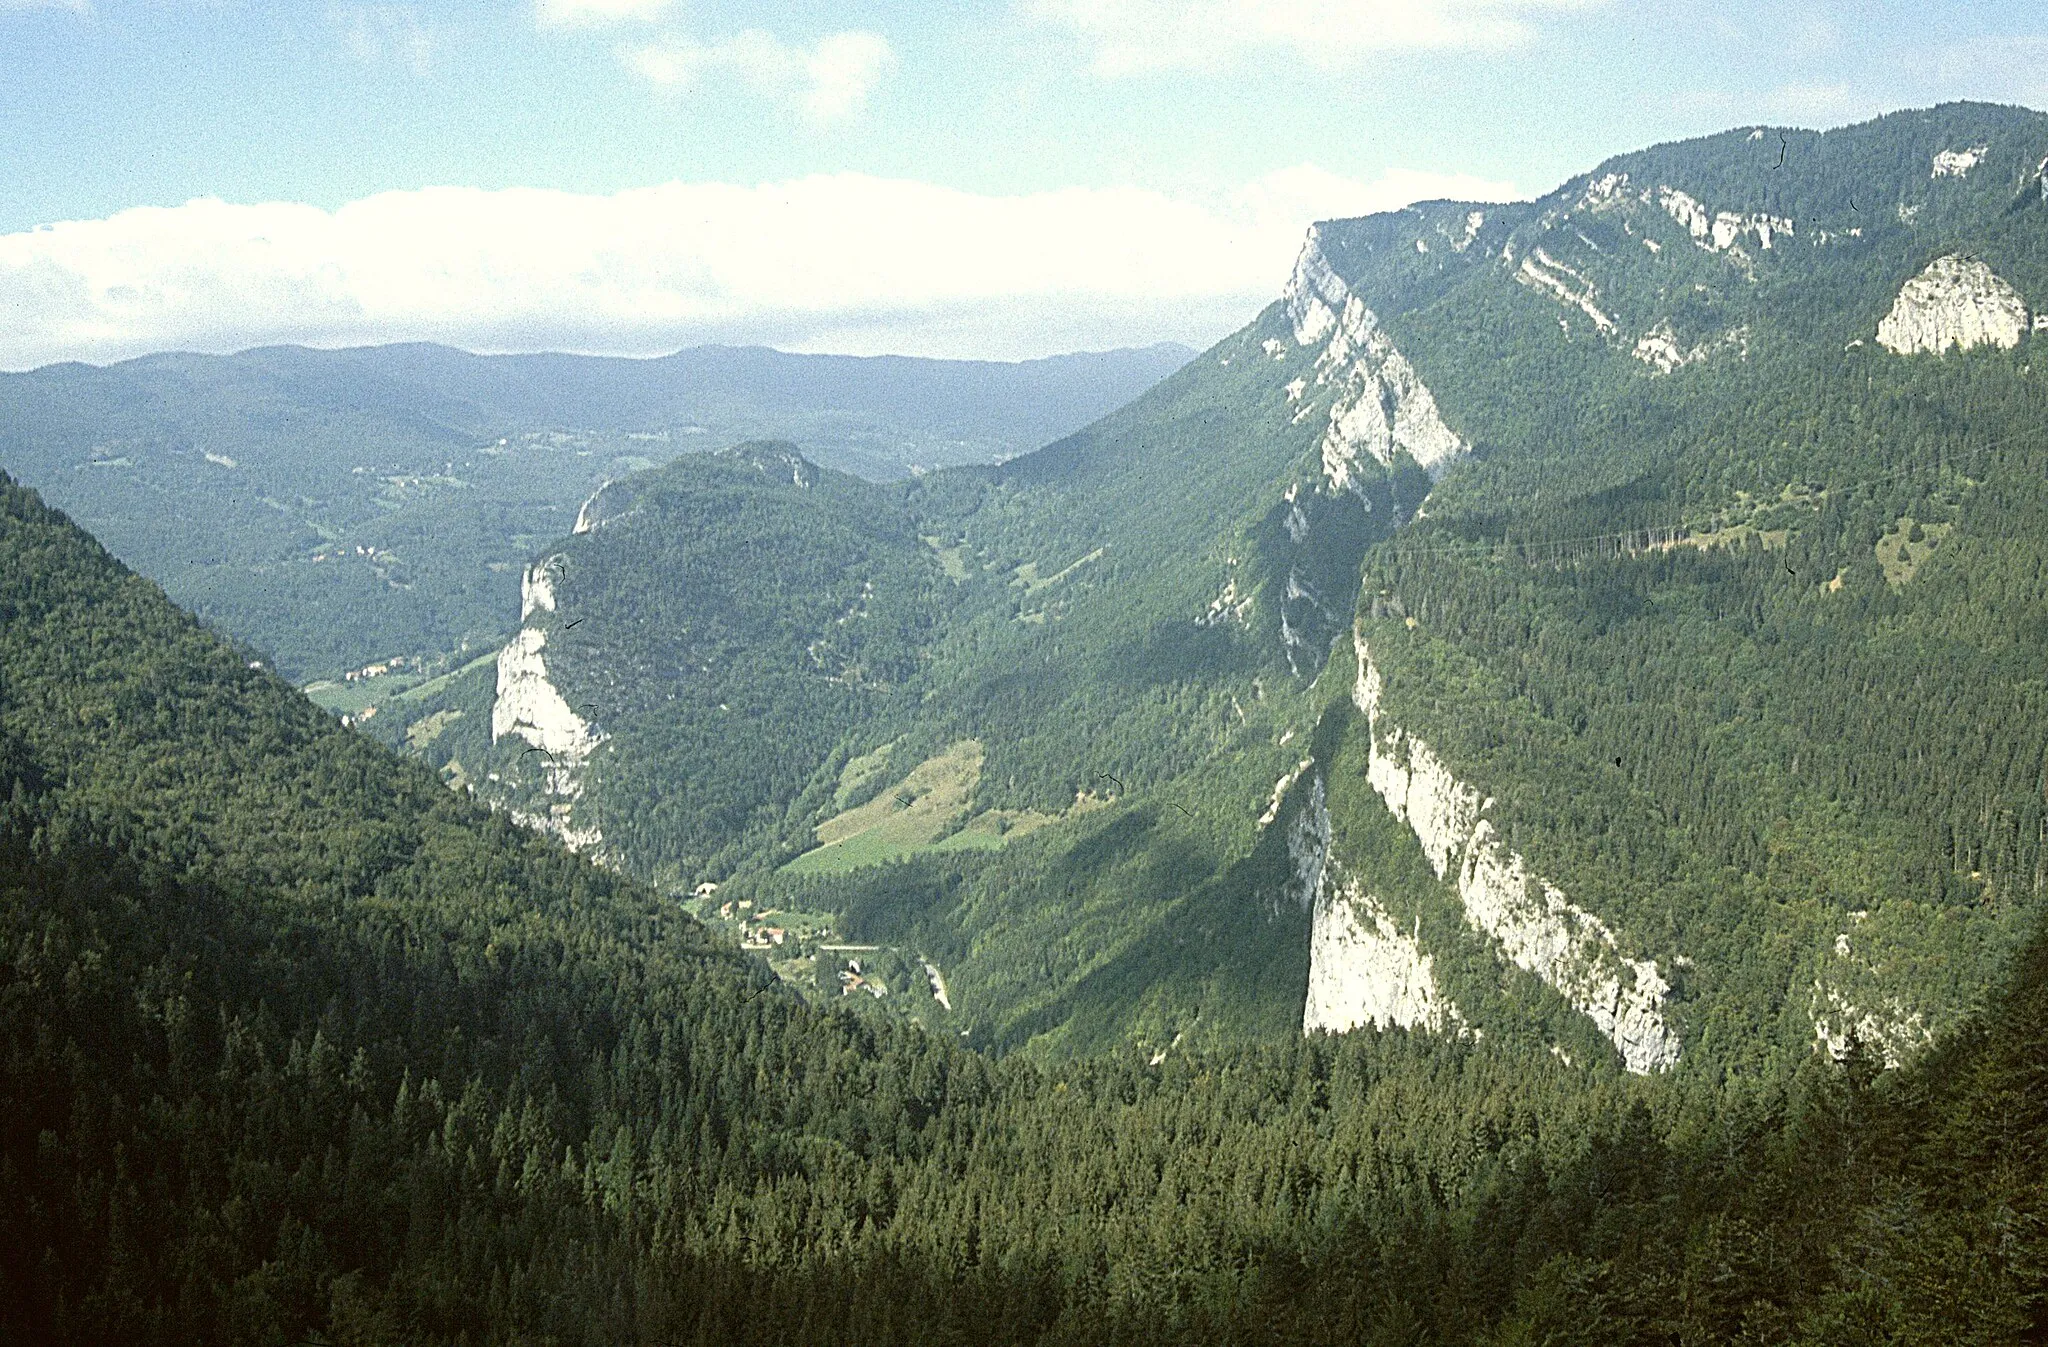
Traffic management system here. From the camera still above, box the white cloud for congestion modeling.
[533,0,673,28]
[624,28,894,122]
[1026,0,1601,74]
[0,167,1524,370]
[333,5,434,74]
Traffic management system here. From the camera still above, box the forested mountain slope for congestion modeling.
[392,103,2048,1076]
[1291,101,2048,1079]
[4,468,2045,1343]
[0,341,1189,680]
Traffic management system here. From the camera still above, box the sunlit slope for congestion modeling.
[418,323,1440,1054]
[6,465,2047,1347]
[418,102,2048,1070]
[1278,102,2048,1078]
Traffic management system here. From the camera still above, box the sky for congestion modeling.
[2,0,2045,368]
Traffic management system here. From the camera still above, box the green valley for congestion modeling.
[7,99,2048,1344]
[383,105,2048,1080]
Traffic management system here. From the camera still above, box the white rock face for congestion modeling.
[1809,920,1934,1068]
[1282,226,1469,489]
[1632,322,1694,374]
[1281,772,1330,911]
[1710,211,1791,252]
[1656,186,1791,253]
[1291,774,1462,1035]
[1516,248,1616,334]
[521,561,558,618]
[1811,982,1930,1068]
[1351,628,1683,1072]
[1931,145,1988,178]
[1196,576,1253,628]
[508,805,604,854]
[1578,171,1630,211]
[1658,187,1713,243]
[1305,874,1459,1035]
[573,482,615,534]
[491,559,608,852]
[1877,255,2029,355]
[1632,321,1747,375]
[492,626,605,771]
[1259,757,1316,830]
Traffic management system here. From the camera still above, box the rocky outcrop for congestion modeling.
[491,558,607,851]
[1280,772,1330,911]
[1811,982,1931,1068]
[1877,255,2029,355]
[573,481,619,534]
[1931,145,1987,178]
[1282,226,1469,489]
[1632,322,1697,374]
[1350,627,1682,1073]
[1260,757,1316,831]
[1655,186,1792,253]
[1516,248,1616,334]
[1196,576,1252,628]
[521,560,558,618]
[1305,872,1460,1036]
[1808,917,1935,1068]
[1632,321,1748,375]
[1288,772,1462,1036]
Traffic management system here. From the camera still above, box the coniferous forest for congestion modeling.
[3,461,2046,1342]
[7,102,2048,1344]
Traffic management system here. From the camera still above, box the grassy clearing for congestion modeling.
[786,755,1112,876]
[924,807,1064,854]
[832,741,897,810]
[303,675,424,717]
[1011,546,1106,596]
[405,708,465,751]
[395,650,500,704]
[922,536,972,582]
[1876,516,1951,585]
[785,740,984,875]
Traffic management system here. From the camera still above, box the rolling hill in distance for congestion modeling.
[4,102,2048,1343]
[0,340,1193,681]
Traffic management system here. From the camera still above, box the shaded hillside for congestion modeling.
[4,467,2046,1344]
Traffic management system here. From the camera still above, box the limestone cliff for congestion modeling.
[1877,255,2029,355]
[1282,225,1469,491]
[489,556,607,851]
[1292,774,1462,1036]
[1350,626,1682,1073]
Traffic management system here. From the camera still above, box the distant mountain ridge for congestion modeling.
[0,339,1191,680]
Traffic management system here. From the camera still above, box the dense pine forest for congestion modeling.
[3,470,2045,1342]
[9,100,2048,1342]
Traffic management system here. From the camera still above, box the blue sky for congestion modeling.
[2,0,2045,366]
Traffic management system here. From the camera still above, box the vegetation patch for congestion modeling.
[786,739,986,874]
[1876,514,1951,585]
[922,535,972,582]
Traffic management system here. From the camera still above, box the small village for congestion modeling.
[695,882,952,1010]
